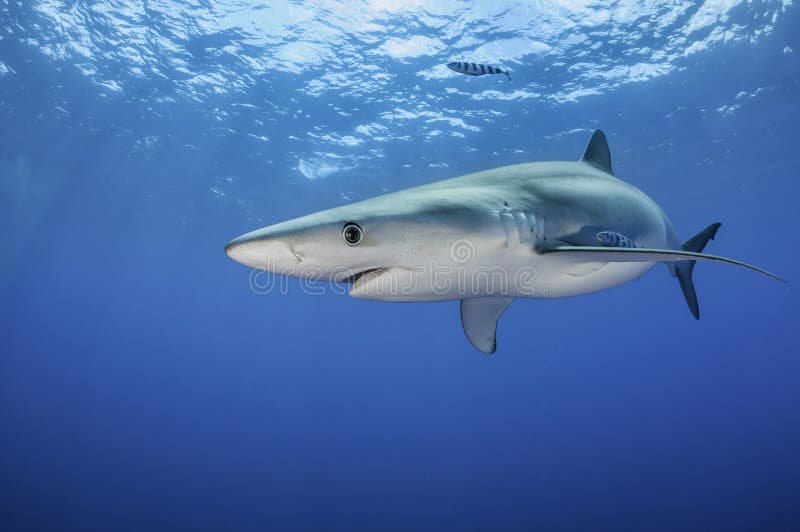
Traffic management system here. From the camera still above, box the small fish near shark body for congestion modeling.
[447,61,510,81]
[225,130,785,354]
[597,231,637,248]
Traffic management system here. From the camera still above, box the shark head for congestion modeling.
[225,187,505,301]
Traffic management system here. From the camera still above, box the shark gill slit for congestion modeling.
[512,211,530,243]
[499,211,515,248]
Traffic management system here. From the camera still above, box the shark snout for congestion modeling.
[225,229,303,272]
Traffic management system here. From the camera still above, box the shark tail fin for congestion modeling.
[505,71,511,81]
[676,222,722,319]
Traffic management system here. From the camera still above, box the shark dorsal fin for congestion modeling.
[580,130,613,175]
[460,297,515,354]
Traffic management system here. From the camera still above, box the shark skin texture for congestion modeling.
[226,131,785,353]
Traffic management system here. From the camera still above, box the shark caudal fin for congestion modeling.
[675,222,721,319]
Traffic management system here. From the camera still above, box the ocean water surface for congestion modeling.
[1,1,799,530]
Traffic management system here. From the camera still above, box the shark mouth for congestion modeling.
[340,267,391,284]
[347,266,419,301]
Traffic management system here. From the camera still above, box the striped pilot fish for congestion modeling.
[447,61,511,81]
[596,231,637,248]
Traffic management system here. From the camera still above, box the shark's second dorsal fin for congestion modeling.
[581,130,613,175]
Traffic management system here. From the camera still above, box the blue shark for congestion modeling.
[226,131,785,353]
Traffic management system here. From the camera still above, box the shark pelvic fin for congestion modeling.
[580,130,613,175]
[460,297,515,354]
[540,245,786,283]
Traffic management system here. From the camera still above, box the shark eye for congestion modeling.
[342,222,363,246]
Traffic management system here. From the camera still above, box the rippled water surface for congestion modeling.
[1,1,799,531]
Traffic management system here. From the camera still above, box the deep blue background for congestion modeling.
[1,3,799,531]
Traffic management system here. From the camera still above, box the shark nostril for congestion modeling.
[287,245,304,263]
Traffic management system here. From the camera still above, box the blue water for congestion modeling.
[1,2,799,530]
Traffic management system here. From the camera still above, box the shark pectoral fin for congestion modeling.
[541,246,786,283]
[460,297,515,354]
